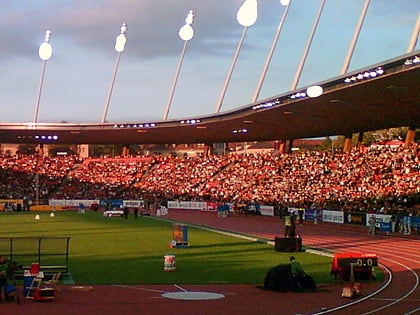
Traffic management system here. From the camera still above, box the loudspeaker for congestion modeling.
[274,237,302,252]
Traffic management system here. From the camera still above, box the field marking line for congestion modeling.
[371,298,420,301]
[112,285,166,293]
[360,256,419,315]
[308,263,392,315]
[174,284,188,292]
[404,307,420,315]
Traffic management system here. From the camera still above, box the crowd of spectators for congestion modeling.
[0,144,418,216]
[126,154,235,201]
[0,154,79,199]
[50,157,153,200]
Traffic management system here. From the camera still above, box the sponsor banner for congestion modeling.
[123,200,144,208]
[0,199,24,211]
[288,207,301,215]
[304,209,322,222]
[322,210,344,224]
[49,199,66,206]
[344,212,366,226]
[260,205,274,216]
[379,221,392,232]
[167,201,207,211]
[0,199,23,204]
[49,199,100,207]
[100,199,124,208]
[411,216,420,228]
[366,213,391,227]
[206,202,218,212]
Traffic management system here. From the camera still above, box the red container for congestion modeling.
[30,263,40,274]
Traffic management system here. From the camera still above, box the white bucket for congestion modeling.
[164,254,176,272]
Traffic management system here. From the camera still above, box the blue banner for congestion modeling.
[304,209,322,223]
[100,199,123,208]
[379,221,391,232]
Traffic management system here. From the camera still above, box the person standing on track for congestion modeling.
[284,212,292,237]
[368,215,376,236]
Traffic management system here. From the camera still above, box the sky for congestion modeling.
[0,0,418,123]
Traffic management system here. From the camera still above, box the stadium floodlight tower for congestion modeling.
[33,30,53,124]
[101,23,127,124]
[215,0,258,113]
[252,0,291,102]
[163,10,195,120]
[290,0,326,90]
[341,0,371,74]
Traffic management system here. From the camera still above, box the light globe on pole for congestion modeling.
[237,0,258,27]
[39,30,52,61]
[179,10,194,41]
[280,0,290,6]
[163,10,195,120]
[101,22,128,124]
[33,30,53,123]
[115,23,127,53]
[215,0,258,113]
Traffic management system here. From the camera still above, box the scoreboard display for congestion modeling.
[336,253,378,269]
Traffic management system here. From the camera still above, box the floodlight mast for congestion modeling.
[290,0,325,91]
[215,0,257,114]
[101,23,127,124]
[252,0,291,103]
[341,0,371,75]
[33,30,53,124]
[407,12,420,53]
[163,10,195,121]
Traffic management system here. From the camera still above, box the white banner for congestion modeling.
[322,210,344,224]
[366,213,391,227]
[260,205,274,216]
[167,201,207,211]
[123,200,144,208]
[49,199,100,207]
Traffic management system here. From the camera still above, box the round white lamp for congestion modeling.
[115,23,127,52]
[237,0,258,27]
[39,30,52,61]
[179,10,194,41]
[306,85,323,98]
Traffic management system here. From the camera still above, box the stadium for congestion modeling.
[0,1,419,314]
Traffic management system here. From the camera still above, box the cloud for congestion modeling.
[0,0,244,61]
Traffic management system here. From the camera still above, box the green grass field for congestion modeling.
[0,211,364,285]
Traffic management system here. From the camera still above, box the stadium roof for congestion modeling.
[0,51,419,145]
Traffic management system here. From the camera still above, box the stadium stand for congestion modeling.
[0,144,418,217]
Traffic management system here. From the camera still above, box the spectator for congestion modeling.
[0,143,418,216]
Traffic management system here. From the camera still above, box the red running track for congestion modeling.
[163,210,420,315]
[2,210,418,315]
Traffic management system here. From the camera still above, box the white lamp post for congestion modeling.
[163,10,194,120]
[215,0,258,113]
[33,30,52,123]
[252,0,291,102]
[101,23,127,124]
